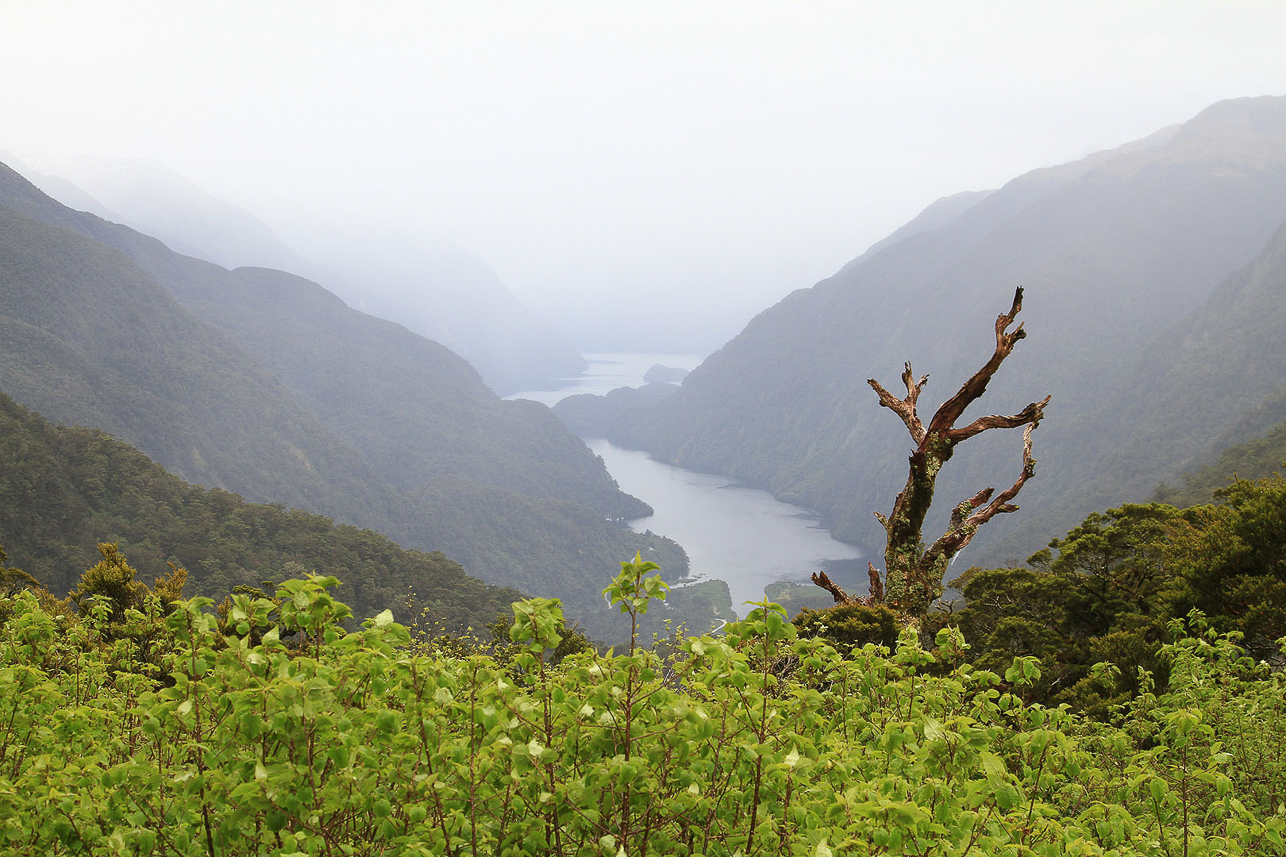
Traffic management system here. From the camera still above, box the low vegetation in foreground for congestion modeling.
[3,551,1286,856]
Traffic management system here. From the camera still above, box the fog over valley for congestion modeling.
[4,2,1285,355]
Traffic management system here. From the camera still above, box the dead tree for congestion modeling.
[812,286,1050,618]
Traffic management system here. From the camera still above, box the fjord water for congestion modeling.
[587,439,866,615]
[509,352,706,406]
[515,354,867,615]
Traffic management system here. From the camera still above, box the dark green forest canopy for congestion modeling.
[0,390,521,630]
[937,470,1286,715]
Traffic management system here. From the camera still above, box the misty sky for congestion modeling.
[3,1,1285,352]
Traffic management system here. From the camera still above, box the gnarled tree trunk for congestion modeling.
[813,286,1050,618]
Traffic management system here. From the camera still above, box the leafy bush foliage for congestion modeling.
[793,602,899,651]
[929,474,1286,714]
[3,556,1286,855]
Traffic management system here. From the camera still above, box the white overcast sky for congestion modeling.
[2,1,1285,351]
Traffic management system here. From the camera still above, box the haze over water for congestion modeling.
[510,352,704,406]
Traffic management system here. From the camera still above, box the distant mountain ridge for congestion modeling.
[307,229,588,395]
[575,95,1286,568]
[14,156,315,281]
[15,156,584,394]
[0,161,707,638]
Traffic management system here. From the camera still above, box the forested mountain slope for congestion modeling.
[0,160,610,513]
[598,95,1286,567]
[987,214,1286,557]
[0,163,699,636]
[0,205,380,516]
[0,391,522,628]
[1160,410,1286,508]
[16,157,585,394]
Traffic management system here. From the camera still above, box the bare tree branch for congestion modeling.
[867,362,929,445]
[949,488,995,528]
[867,561,885,604]
[809,564,887,607]
[810,570,853,605]
[947,395,1051,443]
[969,419,1040,523]
[921,419,1044,571]
[927,286,1027,437]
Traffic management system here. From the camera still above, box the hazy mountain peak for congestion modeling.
[1174,94,1286,140]
[2,153,115,220]
[17,155,311,275]
[292,223,587,394]
[1163,94,1286,168]
[841,120,1184,279]
[15,154,585,393]
[859,189,997,259]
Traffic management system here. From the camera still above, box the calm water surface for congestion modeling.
[588,439,865,614]
[515,354,868,615]
[510,352,705,407]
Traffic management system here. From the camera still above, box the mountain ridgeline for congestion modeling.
[558,95,1286,569]
[302,231,588,396]
[14,157,585,395]
[0,162,709,639]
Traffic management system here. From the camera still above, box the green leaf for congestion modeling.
[1149,777,1168,803]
